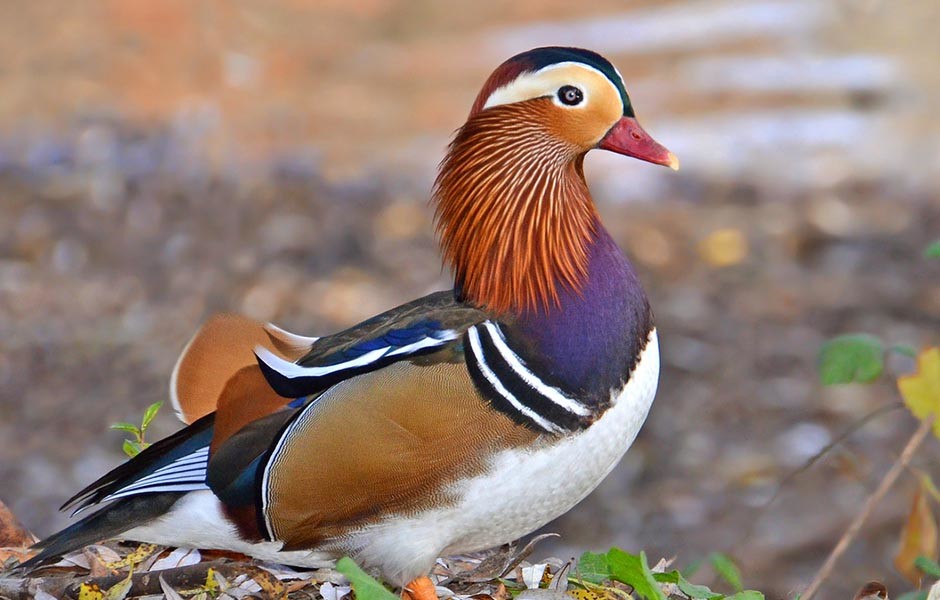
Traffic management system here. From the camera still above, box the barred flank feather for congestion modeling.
[433,99,597,315]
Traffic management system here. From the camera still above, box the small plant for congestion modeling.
[807,342,939,599]
[111,401,163,458]
[576,547,762,600]
[337,549,765,600]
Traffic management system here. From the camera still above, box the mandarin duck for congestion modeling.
[19,47,678,594]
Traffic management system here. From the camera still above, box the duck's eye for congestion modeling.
[557,85,584,106]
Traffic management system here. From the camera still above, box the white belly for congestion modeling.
[347,330,660,584]
[124,330,659,586]
[124,491,336,568]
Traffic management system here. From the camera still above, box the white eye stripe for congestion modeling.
[482,61,624,113]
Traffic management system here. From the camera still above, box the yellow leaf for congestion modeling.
[895,483,939,585]
[899,347,940,437]
[204,568,219,592]
[698,228,748,268]
[78,583,104,600]
[105,543,157,570]
[103,573,133,600]
[568,589,607,600]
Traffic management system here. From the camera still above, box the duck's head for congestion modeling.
[468,46,678,169]
[434,47,677,316]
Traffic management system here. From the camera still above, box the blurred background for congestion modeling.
[0,1,938,597]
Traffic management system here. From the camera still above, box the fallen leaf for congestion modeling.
[895,484,938,584]
[240,564,286,598]
[84,545,118,578]
[53,549,93,570]
[0,500,36,547]
[115,543,158,570]
[321,581,352,600]
[517,591,572,600]
[150,547,201,571]
[103,572,133,600]
[930,579,940,600]
[0,546,35,565]
[522,564,548,589]
[566,589,604,600]
[159,575,187,600]
[899,347,940,437]
[78,582,105,600]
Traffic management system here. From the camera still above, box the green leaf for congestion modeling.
[682,558,704,578]
[577,551,612,584]
[915,554,940,577]
[897,591,928,600]
[141,401,163,431]
[678,577,724,599]
[652,571,678,584]
[709,553,743,592]
[606,549,665,600]
[818,334,885,385]
[726,592,764,600]
[653,571,722,599]
[925,239,940,259]
[110,422,140,434]
[122,439,142,458]
[336,557,398,600]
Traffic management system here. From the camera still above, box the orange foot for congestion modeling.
[402,576,438,600]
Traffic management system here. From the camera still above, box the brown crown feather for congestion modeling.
[433,99,598,315]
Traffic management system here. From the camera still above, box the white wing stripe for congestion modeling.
[467,327,562,435]
[255,330,459,379]
[97,446,209,505]
[130,467,208,487]
[117,472,206,487]
[256,346,391,379]
[387,334,456,356]
[101,482,210,504]
[481,322,590,416]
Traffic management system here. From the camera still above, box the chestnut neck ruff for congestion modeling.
[433,99,599,316]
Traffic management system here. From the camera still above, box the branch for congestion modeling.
[0,558,234,599]
[801,417,934,600]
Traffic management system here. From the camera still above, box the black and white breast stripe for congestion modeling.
[465,322,592,434]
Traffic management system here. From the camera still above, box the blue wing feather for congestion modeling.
[255,319,460,398]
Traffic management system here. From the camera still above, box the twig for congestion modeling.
[0,558,233,599]
[768,403,903,506]
[726,403,902,564]
[802,417,934,600]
